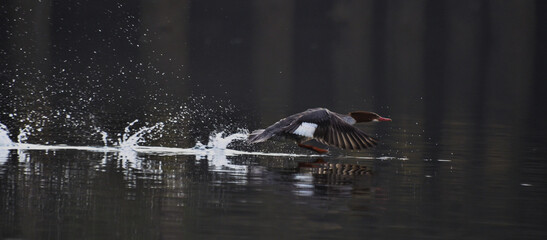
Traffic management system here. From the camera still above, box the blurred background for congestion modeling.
[1,0,545,135]
[1,0,547,239]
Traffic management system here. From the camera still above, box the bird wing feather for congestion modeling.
[249,108,379,151]
[313,112,378,150]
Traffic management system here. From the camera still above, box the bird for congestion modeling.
[247,108,391,153]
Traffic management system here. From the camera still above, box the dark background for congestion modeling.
[1,0,545,137]
[1,1,547,239]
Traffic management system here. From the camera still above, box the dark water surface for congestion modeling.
[1,121,546,240]
[1,0,547,239]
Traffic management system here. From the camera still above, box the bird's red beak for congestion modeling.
[378,117,392,122]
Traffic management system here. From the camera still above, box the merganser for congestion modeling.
[247,108,391,153]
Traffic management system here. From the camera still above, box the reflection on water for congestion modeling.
[2,136,545,239]
[0,147,387,239]
[0,119,396,239]
[294,160,373,200]
[1,114,546,240]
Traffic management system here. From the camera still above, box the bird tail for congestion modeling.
[247,129,271,143]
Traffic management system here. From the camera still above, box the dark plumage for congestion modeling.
[247,108,391,153]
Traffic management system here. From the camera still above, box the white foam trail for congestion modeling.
[379,156,409,161]
[0,143,411,161]
[437,159,452,162]
[4,143,119,152]
[0,121,413,162]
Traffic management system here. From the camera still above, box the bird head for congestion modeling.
[349,111,392,123]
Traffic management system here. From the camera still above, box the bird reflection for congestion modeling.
[294,159,372,194]
[293,158,384,211]
[297,158,372,184]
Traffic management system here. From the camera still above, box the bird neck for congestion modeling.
[348,111,378,123]
[340,115,357,125]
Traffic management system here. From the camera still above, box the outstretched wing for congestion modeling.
[248,108,378,150]
[284,109,378,150]
[313,112,378,150]
[283,108,330,138]
[248,109,319,143]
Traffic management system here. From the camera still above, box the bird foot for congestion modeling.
[298,143,329,154]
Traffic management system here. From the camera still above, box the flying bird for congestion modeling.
[247,108,391,153]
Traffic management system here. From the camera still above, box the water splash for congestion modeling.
[203,131,249,172]
[0,122,13,146]
[119,119,139,147]
[118,120,165,150]
[17,125,33,144]
[0,122,14,164]
[94,127,109,146]
[205,130,248,150]
[100,131,108,146]
[1,120,415,163]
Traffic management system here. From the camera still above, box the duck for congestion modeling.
[247,108,391,153]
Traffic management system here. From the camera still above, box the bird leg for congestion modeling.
[297,143,329,154]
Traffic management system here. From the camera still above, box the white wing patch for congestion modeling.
[292,122,318,138]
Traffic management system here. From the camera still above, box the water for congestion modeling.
[2,1,547,239]
[0,117,545,239]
